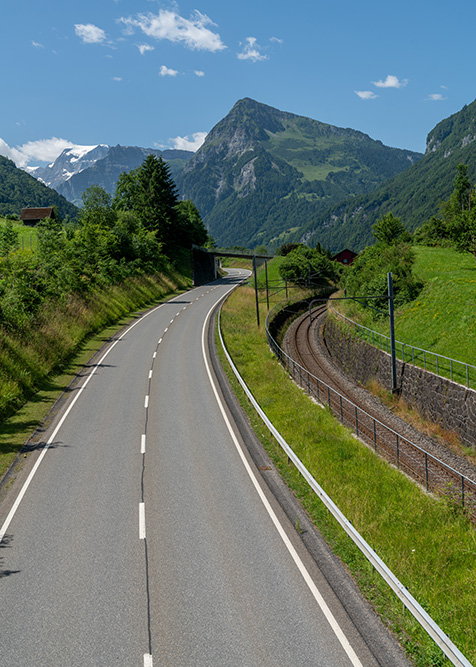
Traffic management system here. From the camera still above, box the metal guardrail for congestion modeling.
[264,302,476,518]
[329,304,476,390]
[218,300,472,667]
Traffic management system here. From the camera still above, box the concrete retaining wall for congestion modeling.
[324,315,476,449]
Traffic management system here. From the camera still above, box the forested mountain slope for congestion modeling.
[302,98,476,251]
[177,97,422,249]
[0,155,78,219]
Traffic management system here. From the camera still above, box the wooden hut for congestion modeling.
[20,207,56,226]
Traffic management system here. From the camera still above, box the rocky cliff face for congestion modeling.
[34,145,110,190]
[177,97,422,249]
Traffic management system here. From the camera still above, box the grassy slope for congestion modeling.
[219,278,476,666]
[337,246,476,364]
[0,218,38,249]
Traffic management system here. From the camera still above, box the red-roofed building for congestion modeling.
[333,248,357,266]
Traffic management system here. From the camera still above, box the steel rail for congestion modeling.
[277,303,476,512]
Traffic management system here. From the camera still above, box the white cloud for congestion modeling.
[0,137,76,168]
[120,10,226,52]
[355,90,378,100]
[75,23,107,44]
[159,65,179,77]
[194,70,205,77]
[372,74,408,89]
[427,93,446,101]
[237,37,268,62]
[136,43,154,55]
[32,41,44,48]
[112,76,122,82]
[270,36,283,44]
[170,132,207,151]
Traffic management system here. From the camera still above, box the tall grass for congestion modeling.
[220,284,476,667]
[0,268,190,477]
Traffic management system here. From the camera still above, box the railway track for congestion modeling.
[280,306,476,518]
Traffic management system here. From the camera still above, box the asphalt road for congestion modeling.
[0,270,408,666]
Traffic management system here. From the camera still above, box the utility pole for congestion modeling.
[265,260,269,311]
[388,272,397,392]
[253,255,260,327]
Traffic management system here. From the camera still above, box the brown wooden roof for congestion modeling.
[20,207,55,221]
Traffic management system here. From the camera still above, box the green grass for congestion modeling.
[219,284,476,667]
[254,256,284,286]
[336,246,476,386]
[0,217,38,251]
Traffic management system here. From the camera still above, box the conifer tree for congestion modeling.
[136,155,178,248]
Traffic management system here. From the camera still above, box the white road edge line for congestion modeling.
[201,299,364,667]
[139,503,146,539]
[144,395,149,409]
[141,434,146,454]
[0,294,184,544]
[144,653,153,667]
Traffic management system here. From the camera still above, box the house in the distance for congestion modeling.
[333,248,357,266]
[20,207,56,226]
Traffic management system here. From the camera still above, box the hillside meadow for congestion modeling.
[336,245,476,372]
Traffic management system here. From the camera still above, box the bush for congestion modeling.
[279,245,338,285]
[342,242,423,313]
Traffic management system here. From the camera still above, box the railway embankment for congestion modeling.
[279,305,476,487]
[325,312,476,451]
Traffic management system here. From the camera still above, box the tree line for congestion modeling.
[334,163,476,314]
[0,155,209,330]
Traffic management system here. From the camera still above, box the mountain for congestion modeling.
[34,145,194,207]
[32,144,110,192]
[303,98,476,251]
[0,155,78,219]
[176,98,422,249]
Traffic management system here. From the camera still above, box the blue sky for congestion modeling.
[1,0,475,168]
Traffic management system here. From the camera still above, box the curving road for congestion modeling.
[0,270,407,666]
